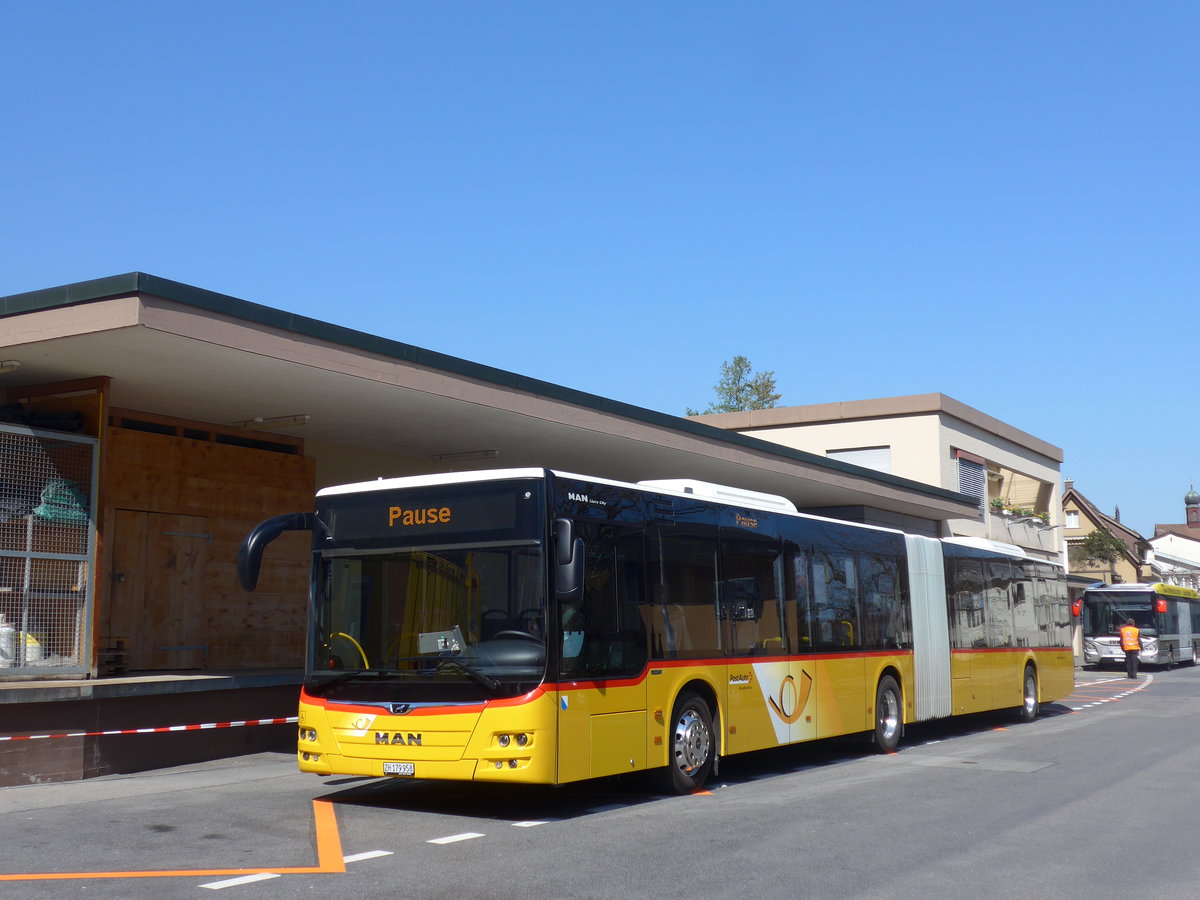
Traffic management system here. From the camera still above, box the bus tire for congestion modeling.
[1018,665,1039,723]
[657,691,715,794]
[873,675,902,753]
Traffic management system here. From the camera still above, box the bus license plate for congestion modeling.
[383,762,415,776]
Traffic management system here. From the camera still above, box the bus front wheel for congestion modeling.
[873,676,902,753]
[657,691,715,794]
[1018,666,1039,723]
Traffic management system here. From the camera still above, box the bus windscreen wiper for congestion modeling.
[436,658,501,692]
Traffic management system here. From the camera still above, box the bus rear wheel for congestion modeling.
[1018,666,1039,723]
[873,676,902,753]
[657,691,715,794]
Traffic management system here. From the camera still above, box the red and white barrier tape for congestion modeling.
[0,716,298,741]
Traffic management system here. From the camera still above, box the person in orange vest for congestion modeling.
[1120,618,1142,679]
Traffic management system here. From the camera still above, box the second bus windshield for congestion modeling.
[1082,592,1160,636]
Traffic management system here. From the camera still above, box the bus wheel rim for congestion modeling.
[879,690,899,743]
[673,709,710,774]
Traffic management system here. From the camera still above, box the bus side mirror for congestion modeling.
[554,518,583,600]
[238,512,315,591]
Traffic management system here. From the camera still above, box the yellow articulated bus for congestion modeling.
[238,468,1074,793]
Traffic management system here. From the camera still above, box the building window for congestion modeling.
[955,450,985,510]
[826,446,891,474]
[1065,511,1079,529]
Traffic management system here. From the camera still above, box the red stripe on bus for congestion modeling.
[951,646,1072,655]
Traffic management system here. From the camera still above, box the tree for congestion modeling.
[1078,528,1127,564]
[686,355,782,416]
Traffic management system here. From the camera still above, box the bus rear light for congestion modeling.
[1155,598,1168,613]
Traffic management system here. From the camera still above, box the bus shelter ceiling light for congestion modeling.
[0,360,21,376]
[431,449,500,462]
[232,414,311,429]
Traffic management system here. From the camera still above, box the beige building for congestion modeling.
[1061,481,1149,585]
[691,394,1064,563]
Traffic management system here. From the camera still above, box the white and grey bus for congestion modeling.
[1079,582,1200,668]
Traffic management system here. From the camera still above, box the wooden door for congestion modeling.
[108,510,210,670]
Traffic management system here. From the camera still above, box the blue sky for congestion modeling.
[2,2,1197,536]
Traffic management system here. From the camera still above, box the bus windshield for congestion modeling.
[307,477,548,702]
[1081,592,1159,637]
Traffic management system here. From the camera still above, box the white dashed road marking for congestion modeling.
[200,873,280,890]
[428,832,485,845]
[343,850,394,863]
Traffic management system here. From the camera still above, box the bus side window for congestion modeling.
[566,525,647,677]
[1010,562,1032,648]
[948,558,984,649]
[647,525,720,659]
[786,545,813,653]
[720,537,784,656]
[985,560,1014,647]
[812,548,859,650]
[860,553,907,650]
[1158,598,1179,636]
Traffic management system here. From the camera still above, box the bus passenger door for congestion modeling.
[555,522,649,782]
[947,557,988,714]
[721,532,791,755]
[765,544,819,746]
[1178,600,1195,664]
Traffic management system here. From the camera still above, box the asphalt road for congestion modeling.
[1,666,1196,899]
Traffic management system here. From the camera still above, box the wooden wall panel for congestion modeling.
[101,425,315,670]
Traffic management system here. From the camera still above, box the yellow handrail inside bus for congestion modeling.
[332,632,369,669]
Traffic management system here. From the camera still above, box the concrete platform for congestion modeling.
[0,670,303,786]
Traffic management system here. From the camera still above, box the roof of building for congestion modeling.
[1063,484,1147,554]
[690,393,1063,463]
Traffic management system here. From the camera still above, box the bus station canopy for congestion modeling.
[0,272,978,527]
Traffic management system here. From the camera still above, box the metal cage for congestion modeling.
[0,423,97,674]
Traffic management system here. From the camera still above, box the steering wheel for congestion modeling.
[493,629,542,643]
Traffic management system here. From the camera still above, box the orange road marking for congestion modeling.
[0,799,345,882]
